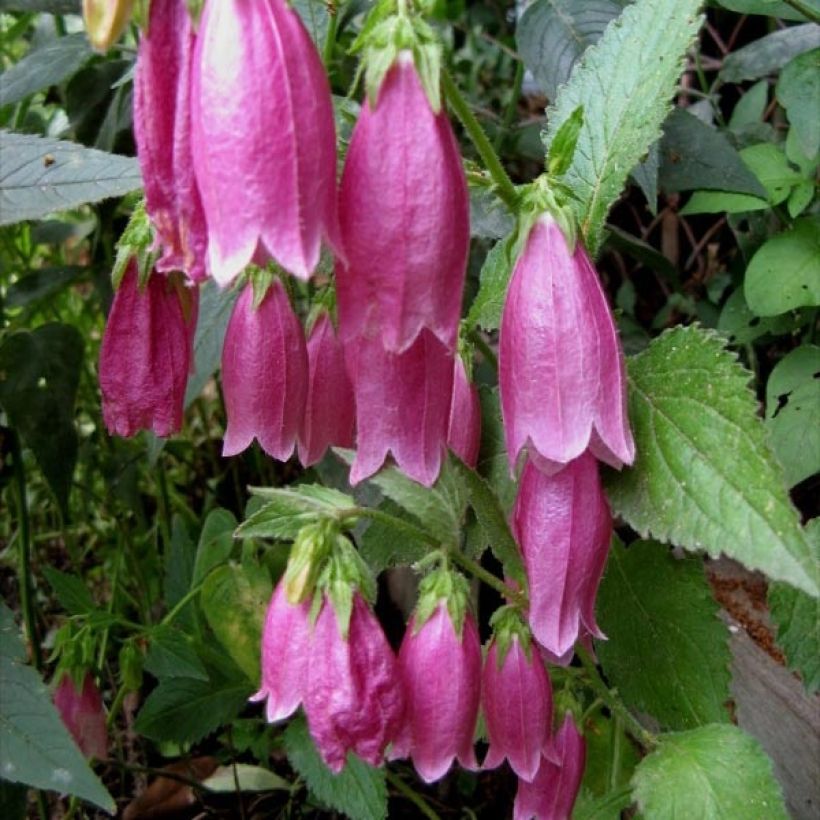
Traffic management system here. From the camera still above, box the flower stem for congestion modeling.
[441,69,519,212]
[447,550,526,608]
[386,770,441,820]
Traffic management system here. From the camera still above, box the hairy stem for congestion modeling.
[386,770,442,820]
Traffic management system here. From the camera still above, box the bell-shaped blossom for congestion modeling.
[304,594,405,773]
[482,635,553,782]
[250,580,311,723]
[192,0,340,284]
[514,715,586,820]
[345,329,453,487]
[53,673,108,760]
[447,355,481,468]
[221,280,307,459]
[134,0,207,282]
[393,603,481,782]
[298,311,355,467]
[512,454,612,662]
[99,263,196,438]
[337,52,469,353]
[499,214,634,474]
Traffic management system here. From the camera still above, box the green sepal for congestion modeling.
[50,623,97,691]
[247,265,276,311]
[284,520,337,605]
[112,200,156,290]
[185,0,203,27]
[488,605,532,668]
[512,176,579,261]
[413,564,471,636]
[119,640,144,693]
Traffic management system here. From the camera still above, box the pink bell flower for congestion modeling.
[514,714,586,820]
[221,280,308,460]
[337,52,469,353]
[447,355,481,468]
[99,262,196,438]
[304,594,405,773]
[298,311,355,467]
[393,603,481,783]
[345,329,453,487]
[191,0,340,284]
[134,0,208,283]
[250,580,311,723]
[53,673,108,760]
[511,454,612,663]
[499,214,634,474]
[482,634,553,782]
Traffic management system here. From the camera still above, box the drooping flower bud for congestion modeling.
[191,0,340,284]
[304,593,405,773]
[221,279,308,460]
[345,329,453,487]
[53,673,108,760]
[514,714,586,820]
[134,0,208,283]
[298,311,355,468]
[511,454,612,663]
[337,52,469,353]
[447,354,481,468]
[99,262,197,438]
[499,214,634,474]
[250,580,311,723]
[83,0,133,52]
[482,611,553,782]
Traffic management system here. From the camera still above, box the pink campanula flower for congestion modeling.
[344,329,454,487]
[337,52,469,353]
[221,280,308,460]
[514,715,586,820]
[499,214,634,474]
[53,673,108,760]
[512,454,612,663]
[303,594,405,773]
[393,603,481,783]
[298,311,355,467]
[99,262,197,438]
[250,580,311,723]
[482,633,553,782]
[191,0,340,284]
[447,354,481,468]
[134,0,208,282]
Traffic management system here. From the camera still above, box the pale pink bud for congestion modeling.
[221,281,308,460]
[99,263,196,438]
[304,594,405,773]
[482,636,553,782]
[393,604,481,783]
[514,715,586,820]
[191,0,340,284]
[298,311,355,467]
[345,329,453,487]
[134,0,208,283]
[250,580,311,723]
[447,355,481,468]
[53,673,108,760]
[337,52,469,353]
[512,454,612,662]
[499,215,634,474]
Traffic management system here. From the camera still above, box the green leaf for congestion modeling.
[359,499,430,573]
[517,0,620,101]
[543,0,703,255]
[192,508,238,584]
[0,323,83,516]
[475,386,516,513]
[596,541,731,729]
[729,80,769,131]
[5,266,85,309]
[469,186,514,239]
[283,717,387,820]
[768,518,820,694]
[745,218,820,316]
[0,0,79,10]
[739,143,804,204]
[717,0,820,21]
[719,23,820,83]
[581,707,640,799]
[632,724,788,819]
[202,763,289,793]
[0,33,91,108]
[0,602,115,812]
[42,568,95,616]
[466,236,513,332]
[604,325,818,597]
[144,627,208,682]
[777,48,820,165]
[0,130,142,226]
[717,288,800,345]
[200,563,271,684]
[165,517,196,611]
[548,105,585,176]
[679,190,769,215]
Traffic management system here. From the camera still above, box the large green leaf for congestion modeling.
[632,724,788,819]
[144,627,208,682]
[0,603,115,813]
[604,325,818,597]
[596,541,731,729]
[719,23,820,83]
[543,0,703,255]
[192,508,238,584]
[777,48,820,158]
[0,130,142,225]
[717,0,820,20]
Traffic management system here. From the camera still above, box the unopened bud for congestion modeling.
[83,0,134,53]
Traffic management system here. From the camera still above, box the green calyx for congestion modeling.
[111,201,157,290]
[413,561,471,636]
[488,604,532,668]
[284,520,336,605]
[514,175,579,258]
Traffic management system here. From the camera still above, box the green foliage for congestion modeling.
[719,23,820,83]
[144,627,208,682]
[777,48,820,157]
[42,568,96,616]
[466,237,514,332]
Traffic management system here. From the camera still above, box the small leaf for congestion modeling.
[466,236,514,332]
[632,724,788,819]
[202,764,289,793]
[359,500,429,573]
[719,23,820,83]
[192,508,238,584]
[777,48,820,166]
[604,325,818,597]
[729,80,769,131]
[469,186,514,239]
[475,386,517,513]
[42,568,95,616]
[548,105,584,177]
[144,627,208,682]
